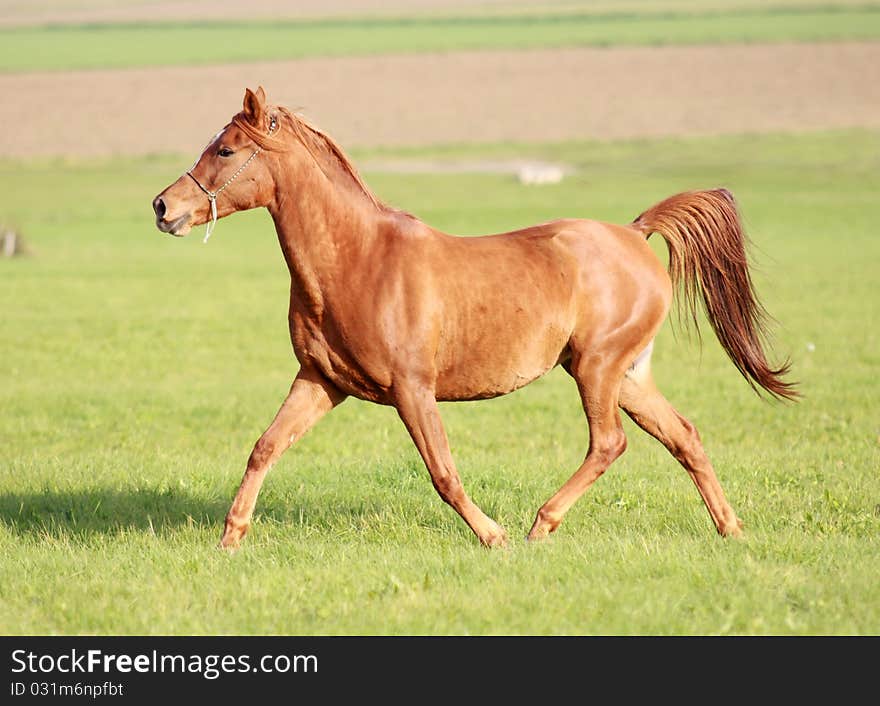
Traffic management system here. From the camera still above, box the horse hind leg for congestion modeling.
[618,344,743,537]
[527,350,628,540]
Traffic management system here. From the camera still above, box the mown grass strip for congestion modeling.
[2,6,879,73]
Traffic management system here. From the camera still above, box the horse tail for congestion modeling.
[631,188,798,401]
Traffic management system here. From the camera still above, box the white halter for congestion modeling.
[186,117,277,243]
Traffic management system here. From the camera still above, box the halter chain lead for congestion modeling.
[186,117,277,243]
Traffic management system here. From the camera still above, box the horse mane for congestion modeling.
[233,107,389,212]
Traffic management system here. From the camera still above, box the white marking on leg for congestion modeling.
[626,340,654,383]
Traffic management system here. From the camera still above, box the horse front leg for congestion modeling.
[220,366,345,550]
[394,384,507,547]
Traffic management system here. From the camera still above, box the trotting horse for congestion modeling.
[152,87,796,549]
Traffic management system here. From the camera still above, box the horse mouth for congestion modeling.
[155,213,192,236]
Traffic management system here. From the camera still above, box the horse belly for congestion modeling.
[433,312,571,401]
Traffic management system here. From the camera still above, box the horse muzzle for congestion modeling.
[152,196,192,236]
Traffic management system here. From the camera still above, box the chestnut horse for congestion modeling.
[153,87,796,549]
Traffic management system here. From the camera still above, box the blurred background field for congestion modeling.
[4,5,880,71]
[0,0,878,635]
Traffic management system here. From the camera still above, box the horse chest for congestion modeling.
[288,312,390,402]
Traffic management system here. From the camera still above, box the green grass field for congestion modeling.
[1,130,877,634]
[2,5,880,72]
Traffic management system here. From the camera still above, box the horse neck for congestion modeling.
[267,156,383,309]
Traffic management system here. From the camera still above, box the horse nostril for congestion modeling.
[153,196,166,219]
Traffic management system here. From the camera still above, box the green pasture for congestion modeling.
[2,4,879,72]
[1,129,878,634]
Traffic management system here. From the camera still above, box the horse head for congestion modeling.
[152,87,279,239]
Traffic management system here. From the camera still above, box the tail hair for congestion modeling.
[632,188,798,401]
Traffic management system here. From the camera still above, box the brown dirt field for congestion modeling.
[2,42,879,159]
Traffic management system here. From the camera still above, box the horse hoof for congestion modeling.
[219,523,247,551]
[480,523,508,548]
[218,534,242,552]
[526,528,550,542]
[720,518,744,538]
[526,513,559,541]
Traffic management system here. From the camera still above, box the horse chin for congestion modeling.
[170,221,193,237]
[156,213,193,236]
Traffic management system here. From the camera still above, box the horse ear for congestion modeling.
[242,87,266,125]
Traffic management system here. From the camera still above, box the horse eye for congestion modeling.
[218,147,234,158]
